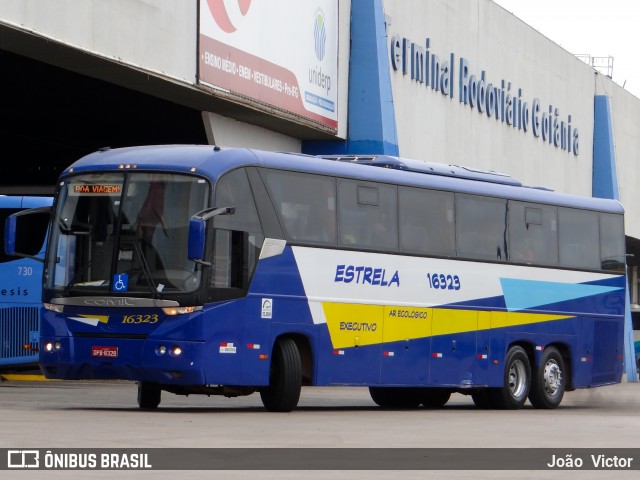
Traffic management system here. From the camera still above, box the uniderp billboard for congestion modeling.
[198,0,338,132]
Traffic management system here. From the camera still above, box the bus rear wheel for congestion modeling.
[369,387,421,408]
[528,346,565,409]
[260,338,302,412]
[490,346,531,409]
[137,382,161,409]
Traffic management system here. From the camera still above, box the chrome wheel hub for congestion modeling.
[543,360,562,396]
[508,359,527,400]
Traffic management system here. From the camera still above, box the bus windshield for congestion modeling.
[46,172,209,296]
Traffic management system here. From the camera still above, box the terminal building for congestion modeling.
[1,1,639,362]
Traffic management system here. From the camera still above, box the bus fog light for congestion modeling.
[171,346,182,356]
[157,345,167,355]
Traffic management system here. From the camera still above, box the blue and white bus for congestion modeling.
[0,195,52,368]
[6,146,626,410]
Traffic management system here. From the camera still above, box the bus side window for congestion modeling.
[508,202,558,266]
[261,169,336,245]
[211,229,261,289]
[599,213,625,271]
[558,208,600,270]
[399,187,455,256]
[456,194,507,261]
[337,180,398,251]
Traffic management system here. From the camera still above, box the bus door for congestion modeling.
[321,302,383,385]
[429,309,478,386]
[474,311,499,387]
[379,305,430,385]
[576,316,624,387]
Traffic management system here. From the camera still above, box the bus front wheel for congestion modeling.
[419,388,451,408]
[528,346,566,409]
[490,346,531,409]
[137,382,161,409]
[260,338,302,412]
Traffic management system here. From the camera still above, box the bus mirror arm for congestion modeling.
[192,206,236,222]
[192,259,212,267]
[187,206,236,262]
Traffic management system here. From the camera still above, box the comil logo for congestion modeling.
[207,0,252,33]
[313,9,327,61]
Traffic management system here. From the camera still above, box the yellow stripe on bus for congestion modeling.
[322,302,573,349]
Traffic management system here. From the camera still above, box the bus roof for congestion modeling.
[0,195,53,208]
[64,145,623,214]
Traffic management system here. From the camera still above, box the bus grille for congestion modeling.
[0,307,39,365]
[591,319,619,384]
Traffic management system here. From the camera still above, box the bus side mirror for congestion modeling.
[4,206,51,261]
[188,217,206,261]
[4,215,17,256]
[187,206,235,264]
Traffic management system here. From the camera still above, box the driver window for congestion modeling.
[210,169,264,295]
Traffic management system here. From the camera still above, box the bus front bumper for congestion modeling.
[39,336,208,385]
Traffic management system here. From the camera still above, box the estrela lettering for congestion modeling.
[334,265,400,287]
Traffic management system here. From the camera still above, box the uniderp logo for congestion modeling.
[207,0,252,33]
[313,8,327,61]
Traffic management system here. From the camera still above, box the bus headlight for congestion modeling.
[44,303,64,313]
[162,306,201,316]
[44,341,62,352]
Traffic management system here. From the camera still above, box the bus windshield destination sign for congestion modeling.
[72,184,122,196]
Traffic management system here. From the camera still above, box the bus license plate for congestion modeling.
[92,346,118,358]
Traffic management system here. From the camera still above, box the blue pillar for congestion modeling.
[593,95,638,382]
[303,0,399,156]
[593,96,619,199]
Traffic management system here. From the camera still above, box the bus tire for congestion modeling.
[490,346,531,409]
[260,338,302,412]
[137,382,161,409]
[528,346,565,409]
[369,387,421,408]
[420,388,451,408]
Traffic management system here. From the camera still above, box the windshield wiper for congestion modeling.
[58,218,91,236]
[62,260,97,296]
[132,239,163,299]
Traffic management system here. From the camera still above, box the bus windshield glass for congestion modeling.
[46,172,209,295]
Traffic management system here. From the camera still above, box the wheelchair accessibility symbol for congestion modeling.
[113,273,129,292]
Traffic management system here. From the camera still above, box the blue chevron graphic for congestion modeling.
[500,278,623,312]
